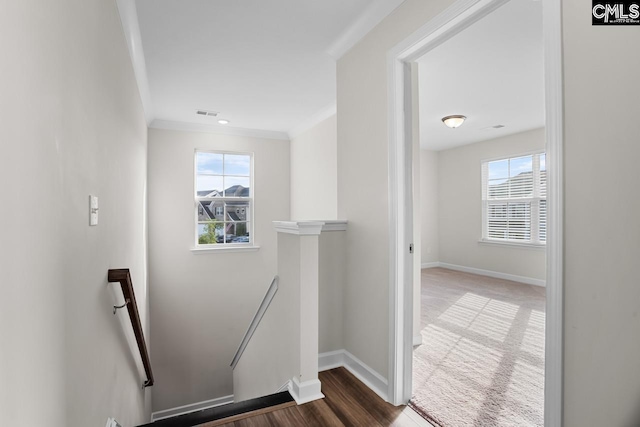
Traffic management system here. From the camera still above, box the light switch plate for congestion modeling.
[90,195,99,226]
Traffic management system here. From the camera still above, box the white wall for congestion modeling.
[562,2,640,425]
[147,128,290,412]
[290,115,338,220]
[289,115,344,352]
[420,150,440,265]
[0,0,150,426]
[319,231,346,353]
[233,233,301,402]
[337,0,457,380]
[437,128,546,281]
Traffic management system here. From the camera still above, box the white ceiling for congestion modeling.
[417,0,544,151]
[134,0,402,137]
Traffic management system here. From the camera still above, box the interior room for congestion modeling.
[411,1,547,425]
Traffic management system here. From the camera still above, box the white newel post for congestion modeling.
[273,221,324,404]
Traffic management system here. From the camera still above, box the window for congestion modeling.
[195,151,252,246]
[482,152,546,245]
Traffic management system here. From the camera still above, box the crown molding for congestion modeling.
[115,0,154,125]
[326,0,406,60]
[118,0,405,131]
[288,102,337,140]
[150,119,290,141]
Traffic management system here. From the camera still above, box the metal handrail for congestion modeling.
[230,276,279,369]
[108,268,154,388]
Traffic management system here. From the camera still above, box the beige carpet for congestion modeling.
[410,268,545,427]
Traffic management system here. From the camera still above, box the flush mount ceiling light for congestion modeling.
[217,119,230,125]
[441,115,467,129]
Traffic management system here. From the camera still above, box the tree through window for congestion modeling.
[195,151,252,246]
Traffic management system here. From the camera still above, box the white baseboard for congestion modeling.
[277,380,292,393]
[289,377,324,405]
[438,262,546,287]
[319,349,388,401]
[413,334,423,346]
[318,349,345,371]
[421,262,440,269]
[151,394,234,422]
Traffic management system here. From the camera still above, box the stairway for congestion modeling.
[138,391,295,427]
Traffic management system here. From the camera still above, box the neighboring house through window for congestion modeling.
[195,150,252,246]
[482,152,546,245]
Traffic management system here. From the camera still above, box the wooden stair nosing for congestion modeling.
[196,401,297,427]
[138,391,294,427]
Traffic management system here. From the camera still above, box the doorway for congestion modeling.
[386,0,563,426]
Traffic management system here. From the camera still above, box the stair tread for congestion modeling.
[138,391,294,427]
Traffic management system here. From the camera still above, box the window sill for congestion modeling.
[190,245,260,254]
[478,239,546,251]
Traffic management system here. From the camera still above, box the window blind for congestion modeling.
[483,152,546,244]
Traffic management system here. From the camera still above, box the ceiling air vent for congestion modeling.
[196,110,218,117]
[482,124,506,131]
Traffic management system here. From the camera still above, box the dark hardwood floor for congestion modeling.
[203,367,432,427]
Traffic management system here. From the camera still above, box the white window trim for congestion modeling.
[193,149,255,250]
[190,245,260,253]
[478,238,546,250]
[481,151,546,247]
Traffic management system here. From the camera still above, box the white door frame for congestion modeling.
[386,0,564,425]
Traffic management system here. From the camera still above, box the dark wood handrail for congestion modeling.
[108,268,154,388]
